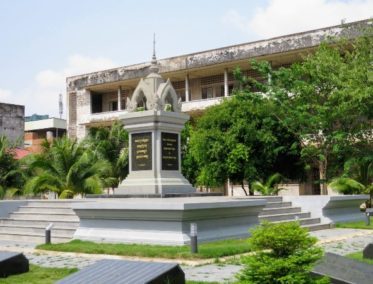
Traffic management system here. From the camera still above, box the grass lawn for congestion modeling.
[335,218,373,230]
[0,264,77,284]
[346,251,373,265]
[37,238,251,260]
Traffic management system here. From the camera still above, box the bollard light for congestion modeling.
[190,223,198,254]
[45,223,54,244]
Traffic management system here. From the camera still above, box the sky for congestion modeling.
[0,0,372,117]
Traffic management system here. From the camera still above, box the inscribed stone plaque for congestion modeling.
[161,132,179,170]
[132,132,152,171]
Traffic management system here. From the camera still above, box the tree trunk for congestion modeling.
[241,181,248,196]
[319,159,328,195]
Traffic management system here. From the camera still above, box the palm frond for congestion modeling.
[329,177,365,194]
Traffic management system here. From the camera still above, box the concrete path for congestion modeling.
[1,228,372,283]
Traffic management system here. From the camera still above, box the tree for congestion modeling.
[252,31,373,194]
[251,173,285,196]
[0,136,25,198]
[189,91,302,195]
[181,122,199,186]
[238,222,328,284]
[85,121,129,193]
[25,137,111,198]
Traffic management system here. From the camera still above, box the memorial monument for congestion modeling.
[116,46,195,195]
[71,43,266,245]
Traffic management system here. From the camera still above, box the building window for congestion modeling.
[176,89,186,102]
[91,93,103,113]
[201,87,213,99]
[121,99,126,110]
[110,101,118,111]
[216,86,224,97]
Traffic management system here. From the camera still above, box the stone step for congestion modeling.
[8,212,79,222]
[0,232,71,244]
[274,217,322,226]
[247,196,283,202]
[302,223,331,231]
[259,207,301,216]
[259,212,311,222]
[264,201,292,209]
[17,206,74,214]
[0,224,76,236]
[25,201,76,208]
[0,219,79,228]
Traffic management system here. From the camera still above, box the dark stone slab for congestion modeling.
[363,243,373,259]
[313,252,373,284]
[161,132,179,171]
[0,251,29,278]
[131,132,152,171]
[57,259,185,284]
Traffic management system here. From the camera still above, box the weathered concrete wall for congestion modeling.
[0,103,25,145]
[66,20,371,92]
[75,90,91,139]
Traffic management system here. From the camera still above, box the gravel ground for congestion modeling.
[1,228,372,283]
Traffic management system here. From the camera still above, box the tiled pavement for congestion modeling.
[1,228,372,283]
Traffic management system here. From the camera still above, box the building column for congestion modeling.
[117,86,122,111]
[224,69,229,97]
[185,74,190,102]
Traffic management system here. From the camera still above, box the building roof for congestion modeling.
[66,19,372,92]
[25,118,66,131]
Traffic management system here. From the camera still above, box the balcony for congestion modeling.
[80,110,128,126]
[81,97,227,126]
[181,97,226,112]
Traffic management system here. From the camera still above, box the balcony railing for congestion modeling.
[81,97,228,125]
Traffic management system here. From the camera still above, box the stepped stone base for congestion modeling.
[72,197,266,245]
[0,200,82,244]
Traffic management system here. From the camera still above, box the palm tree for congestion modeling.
[0,136,25,198]
[329,157,373,208]
[85,121,129,193]
[25,137,111,198]
[328,177,366,194]
[251,173,285,196]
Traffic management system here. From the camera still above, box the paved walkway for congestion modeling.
[1,228,372,283]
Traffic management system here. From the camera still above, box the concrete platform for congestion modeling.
[72,197,266,245]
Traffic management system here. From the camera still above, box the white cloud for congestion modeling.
[223,0,373,39]
[21,54,116,117]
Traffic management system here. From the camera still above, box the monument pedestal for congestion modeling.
[72,197,266,245]
[117,110,195,195]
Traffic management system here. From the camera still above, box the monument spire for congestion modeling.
[149,33,159,73]
[152,33,156,61]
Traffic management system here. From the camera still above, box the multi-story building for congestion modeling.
[0,102,25,146]
[66,19,370,141]
[24,116,67,153]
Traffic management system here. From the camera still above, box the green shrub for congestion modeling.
[237,221,329,284]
